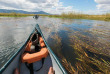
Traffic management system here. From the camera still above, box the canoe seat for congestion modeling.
[22,47,48,63]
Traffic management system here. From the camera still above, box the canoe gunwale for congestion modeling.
[0,24,67,74]
[0,29,34,73]
[36,24,67,74]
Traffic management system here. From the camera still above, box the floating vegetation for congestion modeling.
[49,33,78,73]
[46,19,110,73]
[69,30,110,73]
[49,33,63,57]
[61,57,77,74]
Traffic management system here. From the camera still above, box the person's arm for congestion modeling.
[25,41,32,51]
[39,37,46,47]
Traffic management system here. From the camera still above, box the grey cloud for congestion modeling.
[0,0,74,14]
[0,1,22,9]
[95,0,110,12]
[45,3,54,8]
[95,0,110,4]
[27,0,47,3]
[57,7,65,10]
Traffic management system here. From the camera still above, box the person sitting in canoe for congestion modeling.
[14,31,55,74]
[22,32,48,64]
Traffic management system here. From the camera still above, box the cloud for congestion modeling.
[28,0,47,3]
[95,0,110,4]
[95,0,110,12]
[0,0,75,14]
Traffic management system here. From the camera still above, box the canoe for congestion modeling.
[33,15,39,19]
[0,24,67,74]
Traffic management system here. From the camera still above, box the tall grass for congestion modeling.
[60,12,87,19]
[39,12,110,21]
[0,13,35,17]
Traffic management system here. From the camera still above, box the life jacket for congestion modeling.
[22,35,48,64]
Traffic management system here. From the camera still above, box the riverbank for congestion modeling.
[39,13,110,21]
[0,13,34,17]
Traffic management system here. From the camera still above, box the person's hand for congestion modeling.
[39,37,44,43]
[48,67,55,74]
[40,42,45,47]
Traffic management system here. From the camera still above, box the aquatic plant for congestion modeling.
[69,30,110,73]
[49,33,78,74]
[45,21,110,73]
[61,57,77,74]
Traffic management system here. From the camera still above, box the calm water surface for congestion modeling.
[0,17,37,68]
[0,16,110,73]
[36,17,110,73]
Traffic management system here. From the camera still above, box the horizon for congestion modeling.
[0,0,110,14]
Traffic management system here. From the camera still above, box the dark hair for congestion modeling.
[32,34,37,42]
[31,33,39,45]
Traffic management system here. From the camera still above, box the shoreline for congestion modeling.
[0,13,34,17]
[1,13,110,21]
[39,13,110,21]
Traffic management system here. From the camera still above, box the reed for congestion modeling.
[0,13,35,17]
[39,12,110,21]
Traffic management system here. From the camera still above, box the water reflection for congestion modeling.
[0,16,37,68]
[0,16,110,73]
[37,17,110,73]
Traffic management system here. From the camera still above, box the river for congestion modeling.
[0,16,110,73]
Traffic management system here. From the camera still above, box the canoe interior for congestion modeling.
[20,55,52,74]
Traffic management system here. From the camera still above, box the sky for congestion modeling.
[0,0,110,14]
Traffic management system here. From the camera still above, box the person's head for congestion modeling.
[31,33,39,46]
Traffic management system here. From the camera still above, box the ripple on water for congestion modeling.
[0,16,110,73]
[0,16,36,69]
[36,17,110,73]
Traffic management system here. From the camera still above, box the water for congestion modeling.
[0,16,37,68]
[36,17,110,73]
[0,16,110,73]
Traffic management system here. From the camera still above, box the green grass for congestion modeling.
[0,13,35,17]
[1,12,110,21]
[39,12,110,21]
